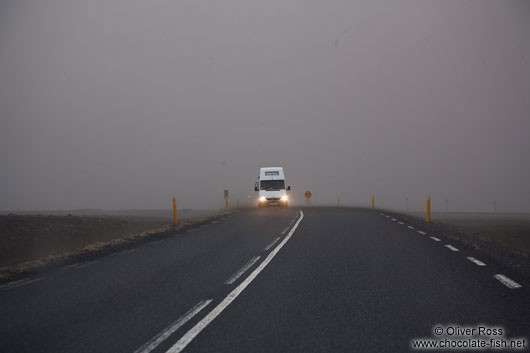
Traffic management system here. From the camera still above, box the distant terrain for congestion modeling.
[0,209,216,267]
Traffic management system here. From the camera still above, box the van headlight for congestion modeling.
[281,195,288,201]
[259,196,267,202]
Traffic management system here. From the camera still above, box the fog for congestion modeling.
[1,0,529,213]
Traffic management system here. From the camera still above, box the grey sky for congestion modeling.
[1,0,529,212]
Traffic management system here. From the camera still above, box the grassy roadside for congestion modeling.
[0,211,233,284]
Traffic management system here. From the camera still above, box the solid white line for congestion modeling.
[391,218,396,221]
[0,277,42,291]
[76,261,98,268]
[417,231,427,235]
[264,237,281,251]
[407,225,415,229]
[430,236,441,242]
[225,256,261,285]
[398,222,404,225]
[134,299,213,353]
[281,227,290,235]
[166,211,305,353]
[494,274,522,289]
[445,244,459,252]
[467,257,486,266]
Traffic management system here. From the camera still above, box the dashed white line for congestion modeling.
[417,231,427,235]
[0,277,42,291]
[385,215,390,218]
[398,222,404,225]
[445,244,459,252]
[407,226,415,230]
[264,237,281,251]
[391,218,396,221]
[430,236,441,242]
[133,299,213,353]
[494,274,522,289]
[281,227,290,235]
[166,210,305,353]
[467,257,486,266]
[225,256,261,285]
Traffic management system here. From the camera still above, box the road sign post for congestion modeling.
[305,191,312,205]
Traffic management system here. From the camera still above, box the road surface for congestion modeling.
[1,208,528,352]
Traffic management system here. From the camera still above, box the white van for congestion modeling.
[254,167,291,208]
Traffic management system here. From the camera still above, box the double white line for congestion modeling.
[165,211,305,353]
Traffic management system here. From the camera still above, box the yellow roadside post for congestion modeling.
[224,189,229,210]
[337,198,341,208]
[426,196,431,222]
[172,197,178,225]
[371,194,375,209]
[305,191,312,206]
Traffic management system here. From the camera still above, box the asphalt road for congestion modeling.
[1,208,529,352]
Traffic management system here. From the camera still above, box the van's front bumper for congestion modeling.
[259,198,288,207]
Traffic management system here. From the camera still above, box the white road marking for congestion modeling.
[124,249,138,254]
[281,227,290,235]
[76,261,98,268]
[494,274,522,289]
[391,218,396,221]
[407,226,415,229]
[385,215,390,218]
[417,231,427,235]
[430,236,441,242]
[398,222,404,225]
[467,257,486,266]
[264,237,281,251]
[109,252,119,256]
[445,244,459,252]
[134,299,213,353]
[212,221,219,224]
[166,211,305,353]
[186,229,196,233]
[225,256,261,285]
[0,277,42,291]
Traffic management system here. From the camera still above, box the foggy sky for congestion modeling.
[1,0,530,212]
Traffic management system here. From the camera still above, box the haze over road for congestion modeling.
[1,208,528,353]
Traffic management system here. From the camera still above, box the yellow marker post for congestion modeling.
[172,197,178,225]
[426,196,431,223]
[371,194,375,209]
[337,198,341,208]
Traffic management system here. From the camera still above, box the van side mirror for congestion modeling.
[287,186,291,191]
[254,186,258,192]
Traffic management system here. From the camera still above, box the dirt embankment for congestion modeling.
[0,214,172,267]
[0,212,230,283]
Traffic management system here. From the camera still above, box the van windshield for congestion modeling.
[260,180,285,190]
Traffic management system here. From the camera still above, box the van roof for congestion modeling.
[259,167,285,180]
